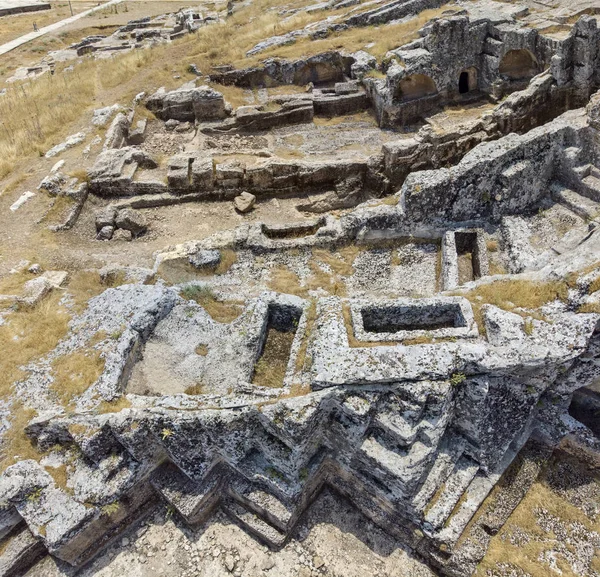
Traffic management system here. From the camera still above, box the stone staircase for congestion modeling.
[576,163,600,201]
[550,181,600,221]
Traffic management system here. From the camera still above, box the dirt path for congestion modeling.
[0,0,122,56]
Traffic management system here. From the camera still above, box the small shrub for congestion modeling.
[523,318,534,336]
[101,502,120,516]
[27,487,43,503]
[450,372,466,387]
[195,344,209,356]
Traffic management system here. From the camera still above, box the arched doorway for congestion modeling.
[499,49,539,80]
[396,74,437,101]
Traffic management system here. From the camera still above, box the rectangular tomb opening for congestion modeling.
[261,218,325,240]
[361,302,466,334]
[252,303,302,388]
[455,231,482,285]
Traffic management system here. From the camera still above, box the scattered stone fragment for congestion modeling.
[115,208,148,237]
[96,225,115,241]
[112,228,133,241]
[92,104,120,126]
[95,206,117,232]
[45,132,86,158]
[233,192,256,213]
[10,191,35,212]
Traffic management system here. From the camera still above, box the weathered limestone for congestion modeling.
[366,14,600,127]
[4,5,600,576]
[204,99,314,133]
[209,51,353,87]
[146,85,230,122]
[233,192,256,213]
[88,147,163,197]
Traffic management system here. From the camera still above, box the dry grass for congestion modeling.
[195,344,209,356]
[476,471,600,577]
[488,260,508,276]
[181,285,244,323]
[0,404,41,473]
[97,396,132,413]
[486,239,499,252]
[45,463,71,493]
[248,5,457,64]
[457,279,569,333]
[0,292,71,396]
[50,349,105,405]
[67,269,124,313]
[268,266,308,297]
[185,383,206,395]
[312,246,359,276]
[253,328,295,388]
[579,302,600,314]
[0,268,36,295]
[587,273,600,295]
[267,247,359,297]
[215,249,238,275]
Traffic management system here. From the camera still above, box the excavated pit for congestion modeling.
[252,303,302,388]
[361,302,465,334]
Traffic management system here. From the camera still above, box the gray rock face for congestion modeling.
[146,85,229,122]
[366,13,600,127]
[88,147,162,197]
[103,112,131,150]
[209,51,351,87]
[350,50,377,79]
[44,133,86,159]
[189,249,221,270]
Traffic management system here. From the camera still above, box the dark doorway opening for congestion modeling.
[459,71,470,94]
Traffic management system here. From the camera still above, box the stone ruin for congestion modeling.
[2,0,600,575]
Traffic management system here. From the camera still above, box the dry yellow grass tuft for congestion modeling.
[181,285,244,323]
[312,246,359,276]
[195,344,209,356]
[0,404,41,473]
[45,463,71,493]
[97,396,132,413]
[67,269,125,313]
[215,249,238,275]
[268,266,308,297]
[50,349,105,404]
[185,383,207,395]
[0,292,71,396]
[457,279,569,332]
